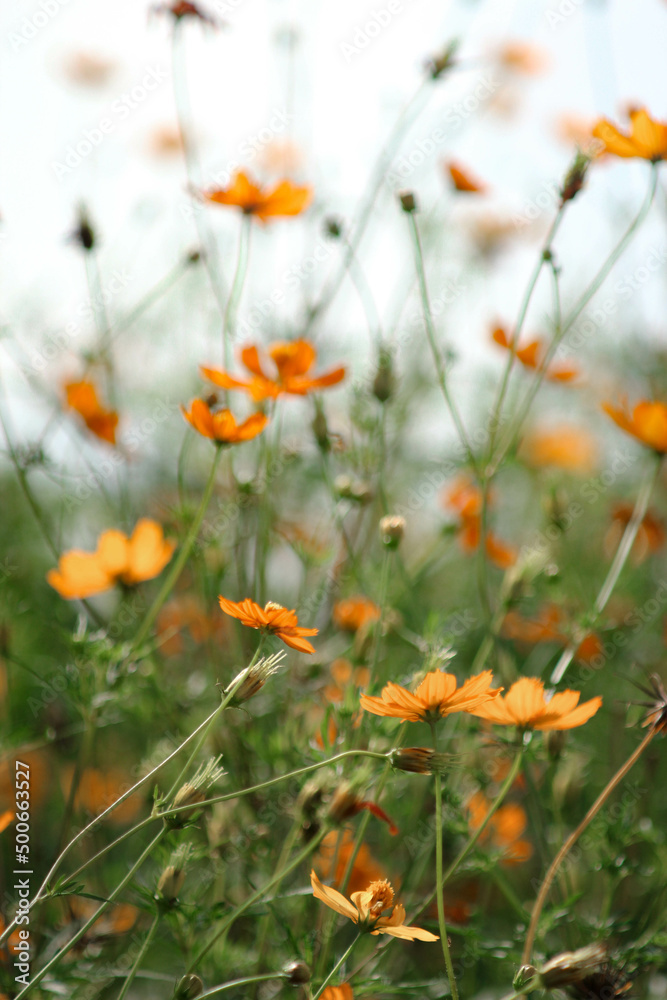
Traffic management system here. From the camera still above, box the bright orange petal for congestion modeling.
[125,519,175,584]
[310,870,359,922]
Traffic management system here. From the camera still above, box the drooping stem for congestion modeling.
[522,726,656,965]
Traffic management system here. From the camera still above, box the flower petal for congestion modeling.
[310,870,358,922]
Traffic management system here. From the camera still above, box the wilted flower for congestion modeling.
[390,747,451,775]
[200,171,311,221]
[537,945,608,990]
[310,871,438,941]
[201,340,345,402]
[218,597,318,654]
[48,519,175,599]
[167,757,225,826]
[224,651,285,704]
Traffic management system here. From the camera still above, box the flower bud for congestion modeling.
[324,216,343,239]
[174,974,203,999]
[513,965,537,991]
[283,960,311,985]
[379,515,405,548]
[224,652,284,705]
[312,406,331,452]
[426,40,458,79]
[157,864,186,904]
[390,747,451,775]
[372,349,395,403]
[398,190,417,214]
[560,151,590,204]
[334,475,373,504]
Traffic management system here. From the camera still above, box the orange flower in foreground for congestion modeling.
[467,791,532,866]
[181,399,268,444]
[492,326,578,382]
[202,340,345,403]
[605,503,665,565]
[332,595,381,632]
[218,596,318,653]
[592,108,667,162]
[473,677,602,731]
[65,380,118,445]
[310,870,438,941]
[321,987,353,1000]
[443,475,517,570]
[603,399,667,452]
[520,425,597,474]
[316,830,387,896]
[446,161,487,194]
[48,519,175,599]
[201,170,311,221]
[360,669,501,723]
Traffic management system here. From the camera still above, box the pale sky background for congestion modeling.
[1,0,666,468]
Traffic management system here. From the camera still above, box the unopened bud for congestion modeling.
[390,747,450,775]
[224,652,285,705]
[537,945,607,989]
[398,190,417,214]
[426,39,458,79]
[560,151,590,204]
[379,515,405,548]
[334,475,373,504]
[372,349,395,403]
[324,216,343,239]
[174,974,203,999]
[513,965,537,991]
[157,865,186,904]
[312,406,330,452]
[283,960,311,985]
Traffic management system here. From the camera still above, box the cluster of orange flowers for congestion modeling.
[442,475,516,570]
[492,326,578,383]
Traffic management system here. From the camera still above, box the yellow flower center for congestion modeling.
[367,879,394,916]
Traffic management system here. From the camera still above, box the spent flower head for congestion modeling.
[224,651,285,704]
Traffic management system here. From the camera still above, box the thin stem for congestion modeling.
[186,828,328,974]
[432,742,460,1000]
[196,973,282,1000]
[222,215,252,368]
[407,212,475,470]
[15,830,165,998]
[131,446,223,653]
[522,726,656,965]
[116,910,161,1000]
[492,165,659,476]
[550,455,661,685]
[312,934,361,1000]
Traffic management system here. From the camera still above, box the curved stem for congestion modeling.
[522,726,656,965]
[196,972,282,1000]
[312,934,361,1000]
[116,910,161,1000]
[131,446,223,653]
[406,211,475,470]
[15,830,166,998]
[550,455,661,685]
[186,828,328,974]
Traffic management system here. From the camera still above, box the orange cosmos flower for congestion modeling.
[496,41,548,75]
[201,340,345,403]
[218,596,318,653]
[602,398,667,452]
[445,161,487,194]
[467,791,533,866]
[604,503,665,565]
[310,870,438,941]
[321,987,353,1000]
[65,380,119,445]
[472,676,602,731]
[592,108,667,162]
[360,669,501,723]
[492,326,578,382]
[443,475,517,570]
[201,170,311,222]
[519,425,597,474]
[332,595,381,632]
[48,519,175,599]
[181,398,268,444]
[446,161,487,194]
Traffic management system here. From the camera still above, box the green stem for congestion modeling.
[312,934,362,1000]
[131,446,223,652]
[116,910,161,1000]
[15,830,166,998]
[222,214,252,369]
[407,212,476,470]
[522,726,656,966]
[196,973,283,1000]
[186,828,328,974]
[550,455,661,685]
[430,722,459,1000]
